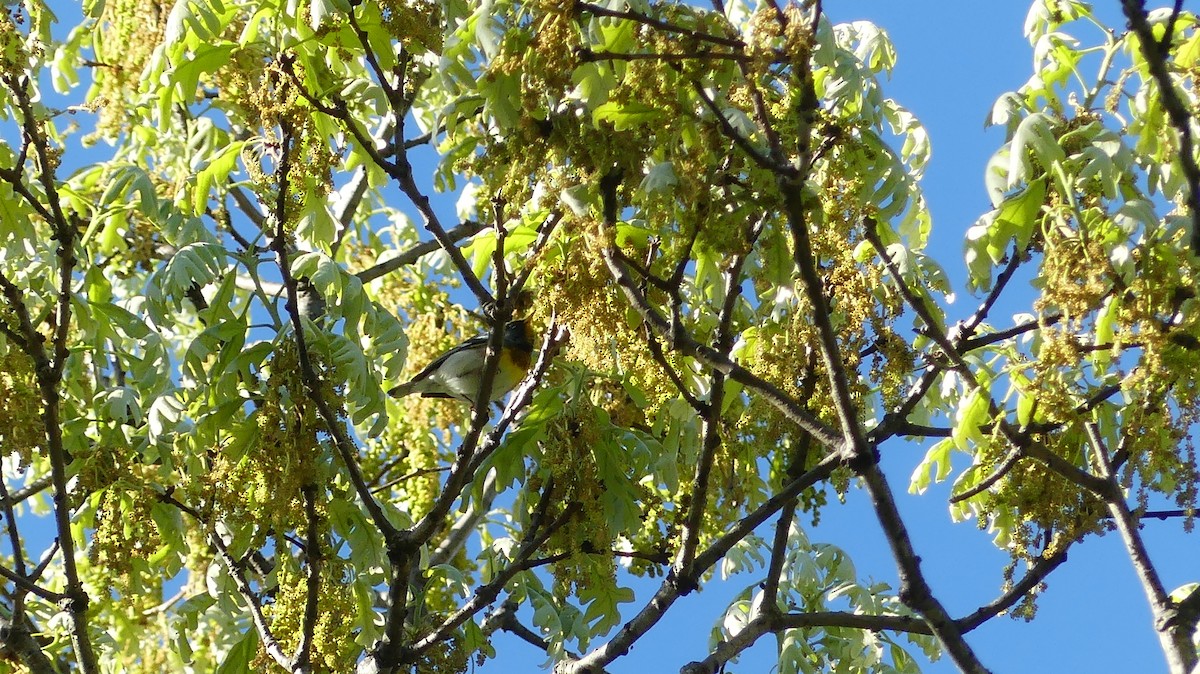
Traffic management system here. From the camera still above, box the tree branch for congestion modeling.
[0,473,33,619]
[760,499,797,616]
[0,73,98,674]
[870,244,1032,445]
[0,612,63,674]
[1120,0,1200,254]
[484,601,609,672]
[599,244,842,449]
[866,226,1113,506]
[269,126,398,545]
[0,564,64,604]
[675,214,750,570]
[578,48,747,63]
[683,541,1072,674]
[689,79,785,172]
[292,484,322,671]
[957,544,1070,631]
[777,40,986,662]
[1087,422,1195,673]
[680,610,932,674]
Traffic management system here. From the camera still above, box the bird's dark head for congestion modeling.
[503,319,535,351]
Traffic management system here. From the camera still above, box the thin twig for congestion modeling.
[573,1,744,48]
[683,534,1068,673]
[0,564,64,603]
[371,466,451,495]
[0,474,32,618]
[162,492,295,671]
[578,48,747,63]
[428,471,498,567]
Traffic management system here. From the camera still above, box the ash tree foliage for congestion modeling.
[1,0,1200,672]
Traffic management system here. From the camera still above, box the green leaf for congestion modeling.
[91,301,152,340]
[214,629,258,674]
[1012,370,1035,427]
[164,0,198,46]
[1006,112,1064,190]
[156,242,227,302]
[462,230,497,281]
[291,252,342,294]
[329,497,386,570]
[615,221,653,248]
[167,43,236,109]
[1092,296,1118,370]
[581,582,634,633]
[150,502,187,569]
[183,318,247,383]
[148,392,186,444]
[503,223,540,257]
[193,141,244,216]
[640,161,677,193]
[102,386,143,425]
[963,222,995,292]
[560,184,592,217]
[480,71,520,128]
[310,0,334,30]
[910,438,954,494]
[995,176,1045,243]
[951,390,988,451]
[598,16,636,52]
[591,101,665,131]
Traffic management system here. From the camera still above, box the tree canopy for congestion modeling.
[0,0,1199,672]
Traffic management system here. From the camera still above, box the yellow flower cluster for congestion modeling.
[218,55,338,229]
[87,0,168,140]
[533,217,678,418]
[377,0,444,54]
[0,349,41,467]
[257,553,360,673]
[0,11,26,80]
[538,405,618,595]
[979,427,1107,559]
[88,486,164,596]
[197,339,335,537]
[1034,232,1109,321]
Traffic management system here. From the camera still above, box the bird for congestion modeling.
[388,319,536,406]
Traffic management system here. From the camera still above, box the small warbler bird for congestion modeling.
[388,319,535,405]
